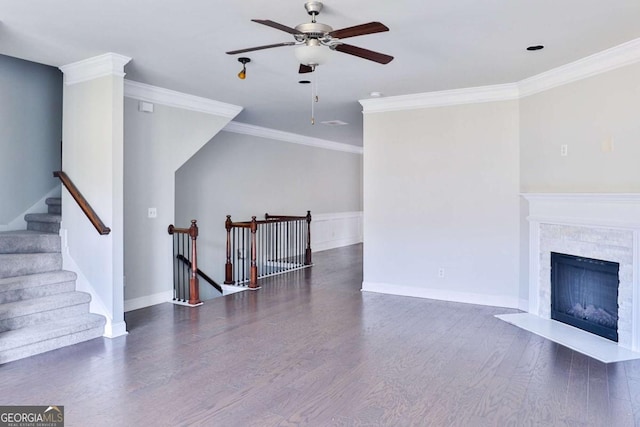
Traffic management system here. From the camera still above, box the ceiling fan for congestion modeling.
[226,1,394,74]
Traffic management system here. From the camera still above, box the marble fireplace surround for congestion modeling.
[522,193,640,352]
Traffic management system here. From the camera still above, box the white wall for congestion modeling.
[60,55,128,337]
[0,54,62,226]
[174,129,363,295]
[362,101,521,308]
[520,62,640,192]
[123,97,236,309]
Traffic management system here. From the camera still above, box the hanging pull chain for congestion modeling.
[311,66,319,125]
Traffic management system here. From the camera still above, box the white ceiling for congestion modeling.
[2,1,640,146]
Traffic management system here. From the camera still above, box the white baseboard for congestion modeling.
[124,290,173,312]
[0,186,60,231]
[362,281,521,309]
[104,321,128,338]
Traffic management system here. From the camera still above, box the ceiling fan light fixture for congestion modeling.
[294,43,330,66]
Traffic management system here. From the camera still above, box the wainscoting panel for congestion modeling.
[312,211,363,253]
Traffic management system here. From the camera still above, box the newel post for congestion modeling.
[188,220,202,305]
[249,216,259,289]
[305,210,312,265]
[224,215,234,284]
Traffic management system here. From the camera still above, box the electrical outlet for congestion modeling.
[148,207,157,218]
[560,144,568,156]
[438,268,445,278]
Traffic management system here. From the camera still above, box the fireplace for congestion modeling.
[522,193,640,352]
[550,252,619,342]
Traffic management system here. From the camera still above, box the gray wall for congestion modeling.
[123,97,231,304]
[175,130,363,297]
[0,54,62,224]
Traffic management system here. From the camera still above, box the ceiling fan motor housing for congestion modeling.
[295,22,333,40]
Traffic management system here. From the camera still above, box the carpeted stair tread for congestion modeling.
[45,198,61,206]
[25,213,61,234]
[0,271,77,304]
[0,253,62,279]
[0,231,60,254]
[24,213,61,223]
[0,291,91,322]
[0,313,105,363]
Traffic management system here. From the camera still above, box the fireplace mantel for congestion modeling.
[522,193,640,351]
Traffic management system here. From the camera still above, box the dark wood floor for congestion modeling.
[2,244,640,426]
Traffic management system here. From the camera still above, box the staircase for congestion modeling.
[0,197,105,364]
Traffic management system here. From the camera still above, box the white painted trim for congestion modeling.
[528,221,541,314]
[59,53,131,85]
[313,211,364,221]
[521,193,640,229]
[124,80,243,118]
[312,211,363,252]
[60,231,128,338]
[223,121,363,154]
[360,37,640,113]
[0,186,60,231]
[634,230,640,352]
[519,37,640,97]
[361,281,520,309]
[124,290,173,312]
[105,321,128,339]
[521,193,640,203]
[359,83,519,113]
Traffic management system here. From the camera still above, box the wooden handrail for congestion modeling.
[265,213,307,220]
[53,171,111,235]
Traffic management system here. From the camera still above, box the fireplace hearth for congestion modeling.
[550,252,619,342]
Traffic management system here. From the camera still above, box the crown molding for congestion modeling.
[59,53,131,85]
[361,37,640,113]
[520,193,640,203]
[124,80,243,118]
[223,121,363,154]
[519,37,640,98]
[359,83,519,114]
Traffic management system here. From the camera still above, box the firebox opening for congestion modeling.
[550,252,620,342]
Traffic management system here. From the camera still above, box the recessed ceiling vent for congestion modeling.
[320,120,348,126]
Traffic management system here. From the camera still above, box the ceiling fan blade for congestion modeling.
[299,64,314,74]
[334,43,394,64]
[252,19,303,35]
[329,22,389,40]
[226,42,295,55]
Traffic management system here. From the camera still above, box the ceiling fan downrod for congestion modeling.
[304,1,323,23]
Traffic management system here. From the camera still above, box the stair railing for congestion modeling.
[225,211,312,289]
[53,171,111,235]
[168,220,202,306]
